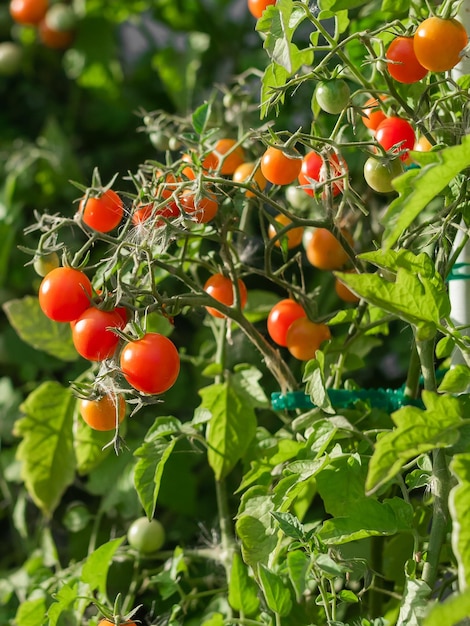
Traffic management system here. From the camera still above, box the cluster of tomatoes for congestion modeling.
[9,0,76,50]
[37,184,182,432]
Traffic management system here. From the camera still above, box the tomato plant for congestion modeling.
[315,79,350,114]
[375,116,416,161]
[385,36,428,84]
[363,155,403,193]
[79,393,126,432]
[305,227,353,270]
[71,307,126,361]
[260,145,302,185]
[203,273,248,318]
[285,317,331,361]
[120,333,180,395]
[267,298,306,347]
[9,0,48,24]
[38,267,92,322]
[127,517,166,554]
[79,189,124,233]
[414,16,468,72]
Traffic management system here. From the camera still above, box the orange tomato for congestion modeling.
[268,214,304,249]
[305,227,353,270]
[79,393,126,431]
[232,161,267,197]
[260,146,302,186]
[286,318,331,361]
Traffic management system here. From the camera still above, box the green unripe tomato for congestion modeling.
[127,517,165,554]
[363,156,403,193]
[0,41,23,76]
[149,131,170,151]
[33,251,60,277]
[315,79,350,115]
[45,3,77,31]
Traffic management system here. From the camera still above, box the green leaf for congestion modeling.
[450,454,470,591]
[15,382,76,517]
[381,136,470,249]
[335,250,450,335]
[81,537,125,595]
[3,296,78,362]
[271,511,305,540]
[228,552,260,616]
[133,420,180,519]
[438,365,470,394]
[366,392,464,494]
[260,62,289,118]
[257,0,311,74]
[303,354,333,413]
[14,596,47,626]
[397,576,431,625]
[423,590,470,626]
[201,370,259,480]
[287,550,311,601]
[318,497,413,544]
[192,101,211,135]
[320,0,367,8]
[47,582,79,626]
[258,563,293,616]
[236,488,277,567]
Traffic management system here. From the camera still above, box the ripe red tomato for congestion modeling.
[248,0,276,19]
[260,146,302,186]
[39,267,92,322]
[414,17,468,72]
[375,116,415,161]
[179,190,218,223]
[385,36,428,83]
[79,393,126,431]
[79,189,124,233]
[298,151,345,197]
[267,299,307,347]
[132,201,179,226]
[10,0,48,24]
[361,95,388,131]
[209,138,246,175]
[363,156,403,193]
[305,227,353,270]
[268,214,304,249]
[38,19,74,49]
[120,333,180,395]
[204,273,248,318]
[232,161,268,197]
[286,318,331,361]
[71,307,125,361]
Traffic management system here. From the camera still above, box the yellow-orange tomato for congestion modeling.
[204,273,248,318]
[268,214,304,249]
[38,20,74,49]
[305,227,353,270]
[286,318,331,361]
[413,17,468,73]
[232,161,267,197]
[79,393,126,431]
[414,135,434,151]
[179,190,218,223]
[209,138,246,175]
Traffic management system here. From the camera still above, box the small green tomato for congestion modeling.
[127,517,165,555]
